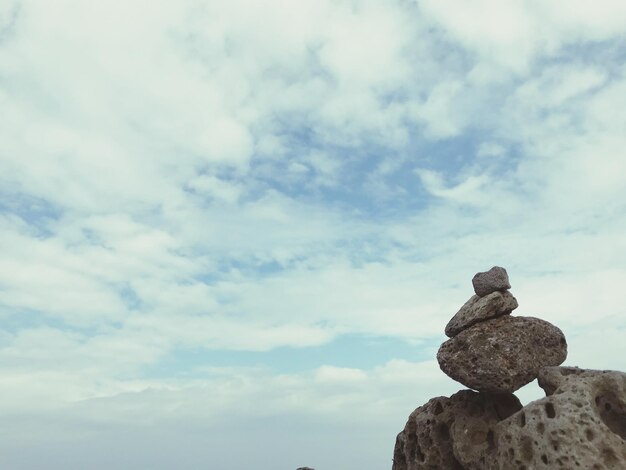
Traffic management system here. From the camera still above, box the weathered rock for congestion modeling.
[472,266,511,297]
[393,390,522,470]
[437,316,567,393]
[445,291,518,337]
[455,366,626,469]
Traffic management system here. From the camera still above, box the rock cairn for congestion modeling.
[438,266,567,394]
[393,267,626,470]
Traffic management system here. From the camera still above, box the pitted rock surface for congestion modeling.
[455,366,626,469]
[450,393,523,468]
[392,390,522,470]
[472,266,511,297]
[445,291,518,337]
[437,316,567,393]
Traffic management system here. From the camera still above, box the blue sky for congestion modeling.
[1,1,625,469]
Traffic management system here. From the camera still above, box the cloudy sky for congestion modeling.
[1,1,625,469]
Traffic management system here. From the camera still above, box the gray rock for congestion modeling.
[456,366,626,469]
[393,390,522,470]
[437,316,567,393]
[445,291,518,337]
[472,266,511,297]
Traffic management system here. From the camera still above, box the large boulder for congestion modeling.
[445,291,518,337]
[472,266,511,297]
[393,390,522,470]
[454,366,626,469]
[437,316,567,393]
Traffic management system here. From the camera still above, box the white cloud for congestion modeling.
[1,1,625,468]
[415,168,489,204]
[419,0,626,73]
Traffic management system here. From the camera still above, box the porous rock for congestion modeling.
[437,316,567,393]
[445,291,518,337]
[456,366,626,469]
[392,390,522,470]
[472,266,511,297]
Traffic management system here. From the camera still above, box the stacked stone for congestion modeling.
[437,266,567,394]
[393,267,626,470]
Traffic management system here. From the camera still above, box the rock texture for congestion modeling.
[393,390,522,470]
[458,367,626,469]
[444,291,518,338]
[438,316,567,393]
[392,267,625,470]
[394,367,626,470]
[472,266,511,297]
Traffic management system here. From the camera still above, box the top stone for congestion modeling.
[472,266,511,297]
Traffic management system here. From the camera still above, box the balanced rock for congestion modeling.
[472,266,511,297]
[437,316,567,393]
[445,291,518,337]
[392,390,522,470]
[456,366,626,469]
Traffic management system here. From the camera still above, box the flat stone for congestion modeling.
[437,316,567,393]
[445,291,518,337]
[472,266,511,297]
[392,390,522,470]
[456,366,626,469]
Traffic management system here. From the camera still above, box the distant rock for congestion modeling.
[445,291,518,337]
[392,390,521,470]
[296,468,315,470]
[437,316,567,393]
[472,266,511,297]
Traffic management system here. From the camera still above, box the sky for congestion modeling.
[0,0,625,469]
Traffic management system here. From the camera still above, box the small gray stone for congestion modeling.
[392,390,522,470]
[437,316,567,393]
[457,366,626,469]
[472,266,511,297]
[445,291,518,337]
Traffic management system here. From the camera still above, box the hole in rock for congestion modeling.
[487,430,495,451]
[602,448,618,466]
[414,444,425,462]
[433,402,443,415]
[541,454,548,464]
[520,436,534,462]
[519,412,526,427]
[596,392,626,440]
[545,402,556,418]
[537,422,545,434]
[585,428,594,441]
[437,423,449,440]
